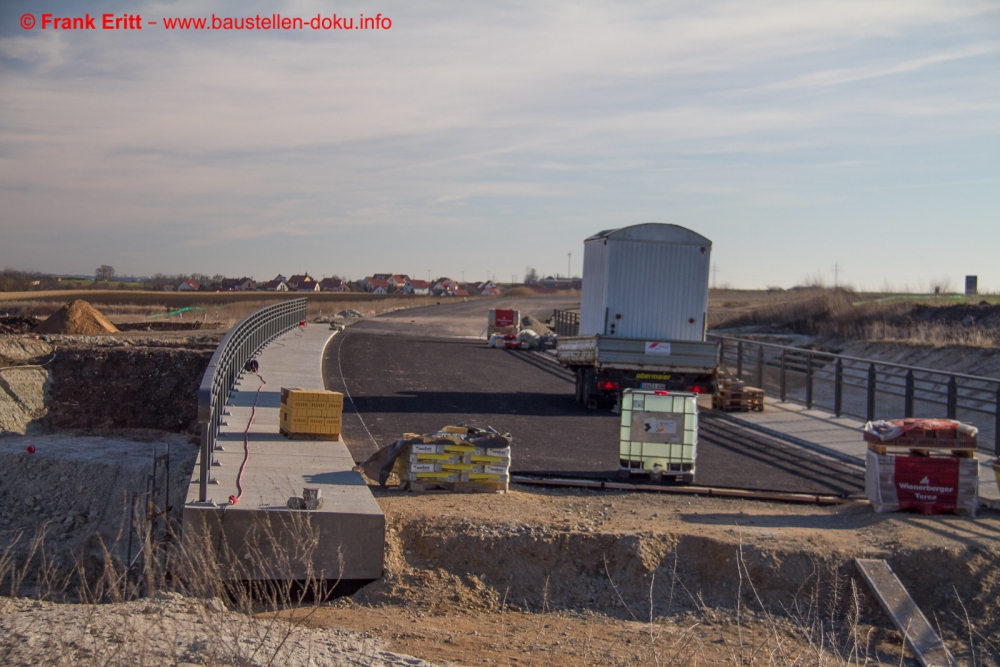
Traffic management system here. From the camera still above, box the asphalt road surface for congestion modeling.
[324,299,864,495]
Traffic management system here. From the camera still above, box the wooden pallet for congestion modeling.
[712,387,765,412]
[279,427,340,441]
[402,480,508,494]
[862,430,977,449]
[866,442,975,459]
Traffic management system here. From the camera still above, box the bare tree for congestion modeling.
[95,265,115,282]
[524,267,539,284]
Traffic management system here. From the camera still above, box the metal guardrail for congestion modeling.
[552,309,580,337]
[710,334,1000,456]
[195,298,308,502]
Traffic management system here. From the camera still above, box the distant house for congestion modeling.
[288,274,319,292]
[319,277,350,292]
[389,275,410,289]
[409,279,431,295]
[219,277,256,292]
[455,288,470,297]
[260,279,289,292]
[177,279,200,292]
[366,278,391,294]
[371,285,388,295]
[480,286,502,297]
[162,285,175,292]
[431,278,458,296]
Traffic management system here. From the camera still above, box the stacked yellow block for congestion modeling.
[279,387,343,440]
[399,425,511,488]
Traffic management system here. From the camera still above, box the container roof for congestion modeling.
[585,223,712,246]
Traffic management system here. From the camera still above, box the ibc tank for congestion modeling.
[579,223,711,341]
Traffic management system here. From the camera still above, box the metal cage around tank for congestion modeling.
[195,298,308,502]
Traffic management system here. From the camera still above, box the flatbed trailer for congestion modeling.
[557,334,719,408]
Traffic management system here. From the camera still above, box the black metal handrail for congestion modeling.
[195,298,307,502]
[709,333,1000,455]
[552,309,580,337]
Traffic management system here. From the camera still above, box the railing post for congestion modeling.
[779,350,786,402]
[199,422,209,502]
[947,377,958,420]
[805,354,813,409]
[866,364,876,421]
[995,384,1000,457]
[736,341,743,380]
[756,346,763,390]
[904,370,914,418]
[719,339,726,371]
[834,359,843,417]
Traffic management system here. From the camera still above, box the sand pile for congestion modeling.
[33,300,119,335]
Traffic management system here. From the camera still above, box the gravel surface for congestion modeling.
[0,593,435,666]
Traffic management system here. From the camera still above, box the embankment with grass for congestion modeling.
[711,289,1000,348]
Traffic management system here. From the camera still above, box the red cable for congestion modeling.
[229,372,265,506]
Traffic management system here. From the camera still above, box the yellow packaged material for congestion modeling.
[410,463,487,473]
[471,455,509,465]
[468,473,509,482]
[409,452,468,464]
[279,406,341,436]
[280,387,344,410]
[407,471,467,482]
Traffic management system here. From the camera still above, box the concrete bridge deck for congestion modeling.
[183,324,384,581]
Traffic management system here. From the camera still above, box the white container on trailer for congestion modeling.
[580,223,711,341]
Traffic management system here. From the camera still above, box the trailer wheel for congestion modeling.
[574,368,584,405]
[582,368,597,409]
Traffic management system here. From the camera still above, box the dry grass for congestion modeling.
[710,289,1000,348]
[2,513,992,666]
[0,505,356,666]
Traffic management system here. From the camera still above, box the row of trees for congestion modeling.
[0,266,233,292]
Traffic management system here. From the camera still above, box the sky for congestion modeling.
[1,0,998,290]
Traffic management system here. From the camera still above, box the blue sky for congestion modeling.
[1,0,998,289]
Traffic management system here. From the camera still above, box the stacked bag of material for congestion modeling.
[359,425,512,492]
[863,418,979,516]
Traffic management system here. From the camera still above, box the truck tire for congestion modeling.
[574,368,584,405]
[582,368,597,409]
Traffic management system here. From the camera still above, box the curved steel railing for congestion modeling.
[710,333,1000,455]
[195,298,307,502]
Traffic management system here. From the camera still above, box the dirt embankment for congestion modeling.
[46,342,215,433]
[0,317,39,335]
[300,487,1000,666]
[0,335,218,436]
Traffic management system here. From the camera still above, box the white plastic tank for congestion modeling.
[579,223,711,341]
[619,389,698,473]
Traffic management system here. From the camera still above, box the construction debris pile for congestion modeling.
[0,317,40,335]
[360,425,511,493]
[487,329,557,350]
[864,418,979,516]
[32,300,119,335]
